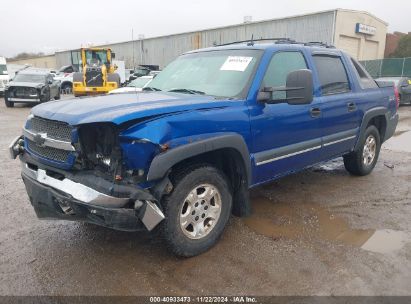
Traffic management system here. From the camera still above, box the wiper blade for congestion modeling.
[143,86,162,91]
[168,88,205,95]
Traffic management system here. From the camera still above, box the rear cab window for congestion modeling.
[350,57,378,90]
[312,54,350,95]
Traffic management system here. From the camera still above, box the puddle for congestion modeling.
[312,159,344,173]
[244,196,409,254]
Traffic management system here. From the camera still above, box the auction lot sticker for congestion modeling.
[220,56,253,71]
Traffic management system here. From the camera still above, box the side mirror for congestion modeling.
[285,69,313,105]
[257,69,313,105]
[111,52,116,59]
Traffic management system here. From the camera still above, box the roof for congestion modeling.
[185,41,342,55]
[18,69,49,75]
[335,8,388,26]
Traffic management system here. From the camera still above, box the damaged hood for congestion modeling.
[31,92,235,125]
[8,81,45,88]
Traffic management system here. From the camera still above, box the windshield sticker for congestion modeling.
[220,56,253,72]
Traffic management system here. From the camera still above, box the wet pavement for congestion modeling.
[0,99,410,296]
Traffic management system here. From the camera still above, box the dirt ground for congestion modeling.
[0,97,410,296]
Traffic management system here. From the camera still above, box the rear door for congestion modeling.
[311,53,359,159]
[249,49,323,184]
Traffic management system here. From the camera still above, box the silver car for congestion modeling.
[376,77,411,105]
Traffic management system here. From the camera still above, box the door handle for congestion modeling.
[347,102,357,112]
[310,107,321,118]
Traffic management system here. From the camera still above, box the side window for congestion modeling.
[313,55,350,95]
[262,51,308,100]
[350,58,378,89]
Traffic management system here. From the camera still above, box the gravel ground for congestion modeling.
[0,97,410,296]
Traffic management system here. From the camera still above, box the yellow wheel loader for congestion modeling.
[73,48,120,97]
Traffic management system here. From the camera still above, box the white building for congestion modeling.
[11,9,388,69]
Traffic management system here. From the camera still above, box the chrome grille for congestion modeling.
[30,116,72,141]
[15,87,37,97]
[27,139,71,163]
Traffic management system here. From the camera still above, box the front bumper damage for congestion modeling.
[10,136,165,232]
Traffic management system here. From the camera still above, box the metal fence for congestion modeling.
[360,57,411,78]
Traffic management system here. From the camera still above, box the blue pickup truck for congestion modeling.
[9,40,399,257]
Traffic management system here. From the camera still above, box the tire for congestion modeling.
[161,164,232,257]
[61,82,72,94]
[40,89,50,103]
[4,96,14,108]
[72,72,83,82]
[107,73,121,87]
[343,125,381,176]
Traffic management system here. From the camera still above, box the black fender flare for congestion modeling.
[354,107,389,151]
[146,133,252,184]
[61,81,73,87]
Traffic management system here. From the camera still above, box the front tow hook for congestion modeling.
[9,135,24,159]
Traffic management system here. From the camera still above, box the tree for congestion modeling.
[7,52,45,61]
[390,34,411,58]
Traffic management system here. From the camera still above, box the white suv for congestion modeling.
[0,57,9,96]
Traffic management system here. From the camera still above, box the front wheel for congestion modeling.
[161,165,232,257]
[40,90,50,103]
[344,125,381,176]
[5,96,14,108]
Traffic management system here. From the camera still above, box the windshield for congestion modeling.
[0,64,7,75]
[85,50,108,66]
[147,49,262,98]
[128,77,152,88]
[135,68,150,75]
[13,74,45,83]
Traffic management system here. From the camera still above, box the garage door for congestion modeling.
[363,40,379,60]
[338,35,360,59]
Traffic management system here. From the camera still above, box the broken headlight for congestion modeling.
[77,123,122,175]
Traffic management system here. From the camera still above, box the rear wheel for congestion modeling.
[61,82,72,94]
[343,125,381,176]
[161,164,232,257]
[72,73,83,97]
[107,73,121,87]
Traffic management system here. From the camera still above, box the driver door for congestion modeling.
[249,50,323,184]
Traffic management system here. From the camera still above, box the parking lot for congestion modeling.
[0,98,410,296]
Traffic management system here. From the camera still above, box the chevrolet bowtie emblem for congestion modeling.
[34,133,47,147]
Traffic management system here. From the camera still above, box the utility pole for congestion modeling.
[139,34,145,66]
[132,28,135,69]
